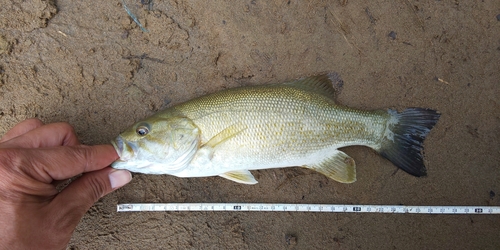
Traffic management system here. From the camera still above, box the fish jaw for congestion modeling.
[111,136,123,158]
[110,136,171,173]
[111,135,136,162]
[111,159,174,174]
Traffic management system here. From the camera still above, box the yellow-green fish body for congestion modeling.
[112,74,440,184]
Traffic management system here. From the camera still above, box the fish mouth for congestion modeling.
[111,135,137,161]
[111,136,124,158]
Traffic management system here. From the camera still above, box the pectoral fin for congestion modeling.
[304,150,356,183]
[219,170,258,184]
[198,123,247,162]
[204,123,247,149]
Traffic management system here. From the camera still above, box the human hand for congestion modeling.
[0,118,132,249]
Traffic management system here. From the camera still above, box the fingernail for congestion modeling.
[109,170,132,189]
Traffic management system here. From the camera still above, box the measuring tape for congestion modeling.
[117,203,500,215]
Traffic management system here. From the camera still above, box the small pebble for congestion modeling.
[121,30,129,39]
[285,234,297,246]
[490,190,495,199]
[388,31,397,40]
[496,14,500,21]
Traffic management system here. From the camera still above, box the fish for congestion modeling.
[111,73,440,184]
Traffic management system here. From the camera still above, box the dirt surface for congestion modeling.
[1,0,499,249]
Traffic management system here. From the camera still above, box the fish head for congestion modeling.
[111,115,200,174]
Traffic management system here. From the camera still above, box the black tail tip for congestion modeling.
[379,108,440,177]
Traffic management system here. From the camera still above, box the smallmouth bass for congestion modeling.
[111,74,440,184]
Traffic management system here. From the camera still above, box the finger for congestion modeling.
[0,122,80,149]
[21,145,119,183]
[49,168,131,235]
[0,118,44,143]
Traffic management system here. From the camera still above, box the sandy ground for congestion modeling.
[1,0,499,249]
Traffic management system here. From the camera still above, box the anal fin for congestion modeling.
[304,150,356,183]
[219,170,258,185]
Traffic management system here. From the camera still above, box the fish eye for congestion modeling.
[136,124,150,136]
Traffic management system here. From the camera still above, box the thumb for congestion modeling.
[50,168,131,227]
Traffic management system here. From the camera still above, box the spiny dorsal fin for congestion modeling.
[283,72,344,100]
[303,150,356,183]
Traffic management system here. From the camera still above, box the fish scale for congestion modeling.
[175,85,384,151]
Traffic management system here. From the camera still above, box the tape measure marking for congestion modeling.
[117,203,500,214]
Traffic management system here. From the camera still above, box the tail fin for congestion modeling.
[379,108,440,177]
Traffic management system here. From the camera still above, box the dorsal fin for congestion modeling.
[282,72,344,100]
